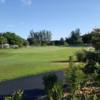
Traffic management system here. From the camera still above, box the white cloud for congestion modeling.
[21,0,32,6]
[0,0,6,3]
[0,0,33,6]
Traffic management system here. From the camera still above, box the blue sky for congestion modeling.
[0,0,100,40]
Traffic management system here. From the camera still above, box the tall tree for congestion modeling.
[82,33,93,45]
[59,37,65,45]
[27,30,52,46]
[66,28,83,45]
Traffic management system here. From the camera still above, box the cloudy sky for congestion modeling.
[0,0,100,39]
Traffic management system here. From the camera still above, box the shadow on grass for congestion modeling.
[51,60,79,63]
[23,89,47,100]
[0,71,64,99]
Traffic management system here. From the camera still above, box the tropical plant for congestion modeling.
[5,90,23,100]
[48,82,63,100]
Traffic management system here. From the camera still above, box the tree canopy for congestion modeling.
[91,28,100,50]
[27,30,52,46]
[3,32,28,47]
[66,28,83,45]
[0,27,100,48]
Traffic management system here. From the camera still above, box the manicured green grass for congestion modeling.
[0,46,85,81]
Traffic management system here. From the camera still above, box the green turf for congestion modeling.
[0,46,85,81]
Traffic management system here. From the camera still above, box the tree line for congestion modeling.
[27,30,52,46]
[0,28,100,48]
[0,30,52,48]
[50,28,100,48]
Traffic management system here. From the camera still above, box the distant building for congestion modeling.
[11,45,19,49]
[0,43,10,48]
[4,43,10,48]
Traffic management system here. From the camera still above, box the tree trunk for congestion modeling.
[1,42,3,49]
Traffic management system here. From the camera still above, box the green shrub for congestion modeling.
[43,73,58,93]
[76,50,87,62]
[86,51,97,62]
[83,60,96,74]
[76,50,98,63]
[65,58,86,94]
